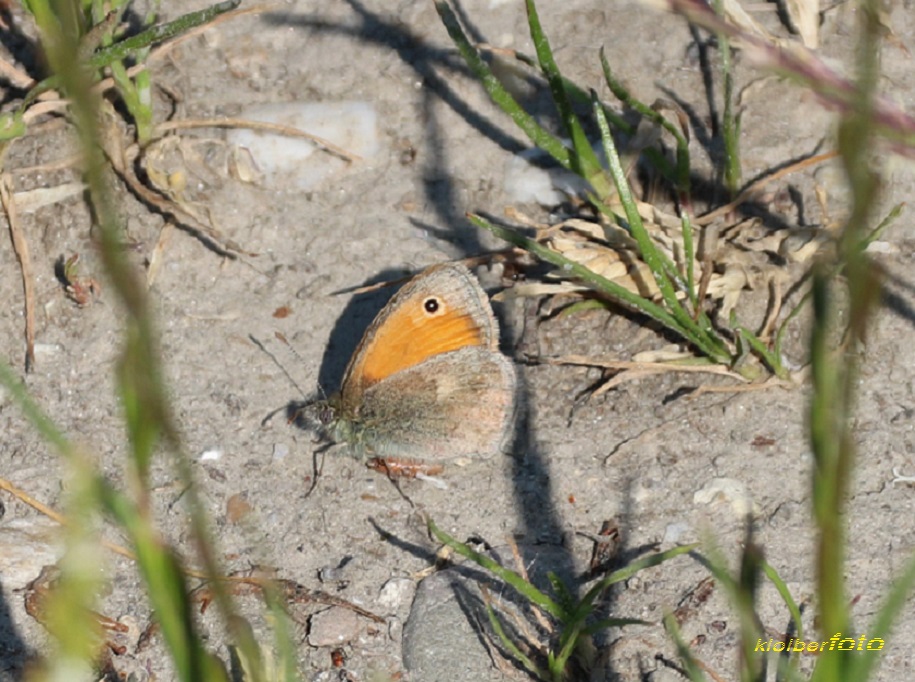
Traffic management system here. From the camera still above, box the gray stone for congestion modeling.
[402,543,581,682]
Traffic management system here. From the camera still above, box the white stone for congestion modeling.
[272,443,289,461]
[662,521,690,544]
[0,517,64,589]
[377,577,415,610]
[228,101,379,191]
[199,447,222,461]
[693,477,758,517]
[503,147,593,206]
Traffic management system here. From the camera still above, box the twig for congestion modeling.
[0,477,136,562]
[146,222,175,288]
[547,355,748,379]
[506,535,552,634]
[106,141,252,257]
[0,175,36,371]
[10,153,83,175]
[156,117,362,164]
[688,376,793,398]
[696,151,837,225]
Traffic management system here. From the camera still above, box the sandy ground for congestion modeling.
[1,0,915,680]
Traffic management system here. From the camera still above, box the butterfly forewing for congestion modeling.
[341,264,498,401]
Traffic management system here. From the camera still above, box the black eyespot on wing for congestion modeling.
[423,297,440,314]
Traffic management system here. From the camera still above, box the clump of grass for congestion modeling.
[428,519,693,681]
[436,0,908,381]
[3,1,240,145]
[434,0,915,679]
[437,0,766,374]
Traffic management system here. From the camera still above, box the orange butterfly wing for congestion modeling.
[340,263,498,406]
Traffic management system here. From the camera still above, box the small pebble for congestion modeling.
[272,443,289,461]
[33,343,64,357]
[693,477,757,517]
[662,521,690,545]
[503,147,591,206]
[308,607,360,647]
[199,447,222,461]
[377,577,415,610]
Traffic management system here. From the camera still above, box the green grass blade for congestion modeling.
[664,612,709,682]
[855,201,904,253]
[262,584,302,682]
[524,0,609,196]
[38,459,104,680]
[711,0,741,196]
[428,518,569,620]
[593,95,681,307]
[434,0,571,169]
[846,548,915,680]
[0,362,72,453]
[581,617,651,638]
[0,112,26,140]
[736,325,786,378]
[551,619,586,680]
[548,572,578,613]
[591,99,731,359]
[599,47,688,193]
[87,1,241,69]
[681,212,697,305]
[808,0,884,658]
[760,559,803,643]
[736,539,765,682]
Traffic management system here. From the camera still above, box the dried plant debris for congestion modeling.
[55,253,102,307]
[506,203,831,330]
[673,576,717,626]
[584,518,622,579]
[24,565,157,680]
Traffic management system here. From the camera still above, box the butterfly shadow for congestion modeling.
[314,268,409,397]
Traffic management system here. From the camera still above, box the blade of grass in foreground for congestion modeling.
[23,3,268,679]
[809,1,886,680]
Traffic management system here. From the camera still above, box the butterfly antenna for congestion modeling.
[276,332,329,400]
[249,333,310,399]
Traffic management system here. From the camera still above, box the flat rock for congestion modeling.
[228,101,380,191]
[0,517,63,590]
